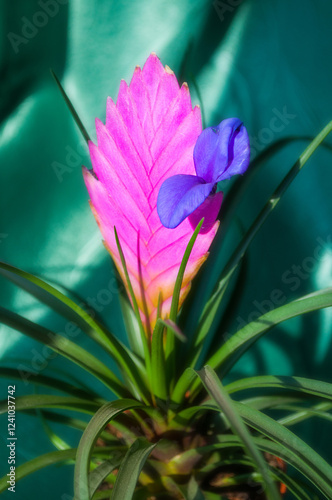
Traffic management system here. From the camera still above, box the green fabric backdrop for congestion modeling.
[1,1,332,498]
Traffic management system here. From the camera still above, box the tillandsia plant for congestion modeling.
[1,54,332,500]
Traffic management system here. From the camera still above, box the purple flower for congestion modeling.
[157,118,250,229]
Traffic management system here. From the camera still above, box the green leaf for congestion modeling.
[169,218,204,326]
[151,320,167,401]
[194,121,332,359]
[0,306,129,397]
[270,468,314,500]
[198,456,254,476]
[206,288,332,378]
[185,283,229,370]
[226,374,332,401]
[50,69,91,144]
[113,227,151,396]
[0,448,77,494]
[171,433,328,499]
[92,493,113,500]
[231,400,332,499]
[171,367,197,405]
[88,459,121,498]
[24,409,119,443]
[118,290,144,358]
[169,434,265,478]
[180,476,205,500]
[205,253,249,362]
[196,366,281,500]
[0,447,124,494]
[0,394,101,415]
[276,402,332,426]
[165,218,204,386]
[167,435,246,473]
[180,394,332,499]
[74,399,144,500]
[240,394,306,411]
[0,367,102,402]
[169,397,223,428]
[160,476,186,498]
[203,492,226,500]
[111,438,157,500]
[177,254,247,401]
[37,409,71,451]
[169,393,323,431]
[202,458,313,500]
[0,261,149,403]
[160,318,187,343]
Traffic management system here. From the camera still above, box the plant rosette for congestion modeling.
[1,54,332,500]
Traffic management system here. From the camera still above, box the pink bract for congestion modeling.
[83,53,222,333]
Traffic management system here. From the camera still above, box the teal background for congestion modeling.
[1,0,332,498]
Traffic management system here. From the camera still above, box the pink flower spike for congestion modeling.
[83,54,222,334]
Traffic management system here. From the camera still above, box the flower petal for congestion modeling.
[194,118,250,183]
[188,191,223,233]
[157,174,215,229]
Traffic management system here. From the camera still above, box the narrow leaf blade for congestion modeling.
[89,459,121,498]
[0,261,149,402]
[74,399,144,500]
[111,438,157,500]
[226,374,332,401]
[204,288,332,381]
[50,69,90,144]
[0,306,128,397]
[0,394,101,415]
[196,366,281,500]
[151,320,167,400]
